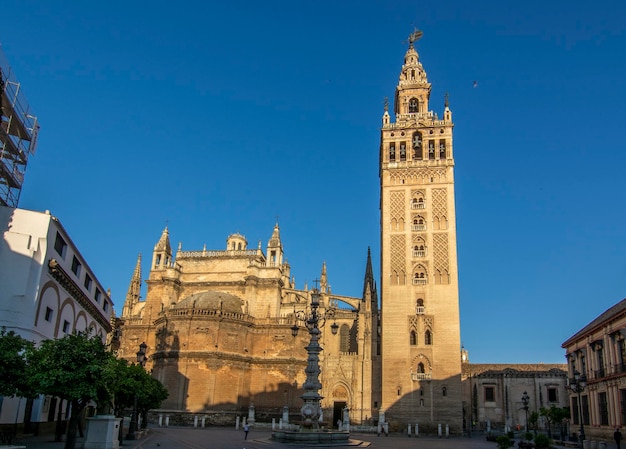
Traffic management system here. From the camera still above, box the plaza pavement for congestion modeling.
[17,426,595,449]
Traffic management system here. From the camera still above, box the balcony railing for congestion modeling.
[411,203,425,210]
[412,278,427,285]
[412,250,425,258]
[416,306,425,315]
[412,225,426,231]
[411,372,432,381]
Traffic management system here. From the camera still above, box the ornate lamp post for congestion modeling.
[521,391,530,432]
[569,370,587,447]
[126,342,147,440]
[290,289,338,428]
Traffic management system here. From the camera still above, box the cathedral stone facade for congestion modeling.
[116,32,464,431]
[116,225,380,426]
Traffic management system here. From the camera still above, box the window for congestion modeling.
[599,392,609,425]
[428,141,435,160]
[410,330,417,345]
[71,256,81,276]
[439,141,446,159]
[408,97,419,113]
[399,142,406,161]
[103,301,109,312]
[484,386,495,402]
[84,273,92,291]
[62,320,70,334]
[417,362,425,373]
[45,307,53,322]
[425,329,432,345]
[416,298,425,314]
[442,387,447,397]
[340,324,350,352]
[412,133,422,160]
[54,232,67,258]
[547,387,558,403]
[94,288,101,303]
[389,143,396,162]
[620,389,626,426]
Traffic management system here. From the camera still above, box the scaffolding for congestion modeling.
[0,43,39,208]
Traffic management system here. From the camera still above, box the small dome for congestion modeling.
[175,291,243,313]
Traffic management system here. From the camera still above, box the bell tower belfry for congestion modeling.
[379,30,462,430]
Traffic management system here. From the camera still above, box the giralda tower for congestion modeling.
[379,30,462,431]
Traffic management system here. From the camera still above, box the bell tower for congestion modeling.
[379,30,462,430]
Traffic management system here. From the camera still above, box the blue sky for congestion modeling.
[2,1,626,364]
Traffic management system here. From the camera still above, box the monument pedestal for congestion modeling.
[84,415,122,449]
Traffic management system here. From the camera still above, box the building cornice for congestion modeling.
[48,259,112,333]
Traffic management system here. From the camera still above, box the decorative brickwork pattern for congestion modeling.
[390,190,405,225]
[390,168,447,184]
[433,233,449,284]
[390,234,406,284]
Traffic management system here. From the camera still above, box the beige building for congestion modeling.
[562,298,626,442]
[461,348,568,434]
[115,225,380,426]
[378,30,462,432]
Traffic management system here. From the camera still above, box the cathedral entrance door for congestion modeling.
[333,401,346,429]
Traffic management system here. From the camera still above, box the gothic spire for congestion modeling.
[363,247,377,302]
[121,253,142,318]
[320,261,328,293]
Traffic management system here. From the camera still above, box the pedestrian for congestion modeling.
[615,427,622,449]
[243,423,249,440]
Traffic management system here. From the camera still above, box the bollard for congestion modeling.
[446,424,449,438]
[158,414,163,427]
[194,416,198,428]
[236,416,240,430]
[201,416,206,428]
[272,418,276,430]
[165,416,169,427]
[415,423,419,437]
[438,423,442,438]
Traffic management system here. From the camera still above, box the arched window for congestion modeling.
[408,97,419,113]
[412,132,422,160]
[439,140,446,159]
[428,141,435,160]
[389,143,396,161]
[400,142,406,161]
[340,324,350,352]
[425,330,432,345]
[417,362,425,373]
[442,386,447,397]
[412,216,425,231]
[416,298,425,314]
[410,330,417,346]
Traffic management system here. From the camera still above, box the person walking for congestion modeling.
[615,428,623,449]
[243,423,249,440]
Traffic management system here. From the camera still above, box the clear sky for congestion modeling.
[2,0,626,364]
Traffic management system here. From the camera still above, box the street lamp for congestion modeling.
[290,288,338,428]
[521,391,530,432]
[569,370,587,447]
[126,342,148,440]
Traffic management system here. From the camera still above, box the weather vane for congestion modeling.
[407,28,423,48]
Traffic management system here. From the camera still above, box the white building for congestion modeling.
[0,206,113,433]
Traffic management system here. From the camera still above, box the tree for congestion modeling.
[528,411,539,435]
[0,327,35,398]
[138,375,168,429]
[28,331,113,449]
[540,406,570,441]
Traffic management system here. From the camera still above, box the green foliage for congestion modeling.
[28,331,112,404]
[496,435,512,449]
[0,327,35,397]
[540,405,570,438]
[524,431,534,441]
[534,433,551,448]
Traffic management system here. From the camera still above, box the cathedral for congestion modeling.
[115,31,463,432]
[116,225,380,427]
